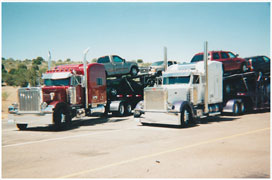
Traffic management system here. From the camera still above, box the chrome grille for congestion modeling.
[144,88,167,111]
[18,87,42,112]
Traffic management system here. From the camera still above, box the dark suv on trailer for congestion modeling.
[244,55,270,73]
[191,51,251,73]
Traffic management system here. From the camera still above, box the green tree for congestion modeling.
[18,63,27,70]
[9,68,17,74]
[32,57,44,65]
[4,74,16,86]
[137,59,143,63]
[2,64,7,74]
[91,58,97,63]
[27,67,39,86]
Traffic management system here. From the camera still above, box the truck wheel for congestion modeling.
[240,102,245,115]
[232,102,240,116]
[130,67,138,76]
[180,106,193,128]
[113,102,125,117]
[125,103,132,115]
[53,107,71,129]
[241,63,248,73]
[157,71,162,76]
[16,124,27,130]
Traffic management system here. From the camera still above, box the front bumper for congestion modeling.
[135,110,181,126]
[8,112,53,126]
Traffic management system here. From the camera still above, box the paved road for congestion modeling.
[2,112,270,178]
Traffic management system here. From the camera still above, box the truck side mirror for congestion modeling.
[236,54,239,57]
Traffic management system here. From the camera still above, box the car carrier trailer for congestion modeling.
[222,71,270,115]
[134,42,270,127]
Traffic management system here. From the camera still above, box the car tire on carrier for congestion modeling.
[241,63,248,73]
[130,67,138,76]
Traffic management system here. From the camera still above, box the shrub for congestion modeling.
[2,92,9,101]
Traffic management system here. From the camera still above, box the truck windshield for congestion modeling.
[44,78,70,86]
[163,76,190,85]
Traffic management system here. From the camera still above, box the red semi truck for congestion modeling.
[8,52,156,130]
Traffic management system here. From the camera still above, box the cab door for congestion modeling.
[192,75,202,104]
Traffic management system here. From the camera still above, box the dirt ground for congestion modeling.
[2,86,19,119]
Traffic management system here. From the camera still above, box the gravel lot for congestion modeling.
[2,111,270,178]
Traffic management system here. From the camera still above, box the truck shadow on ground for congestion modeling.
[141,123,199,129]
[198,116,238,124]
[23,115,131,132]
[142,116,239,129]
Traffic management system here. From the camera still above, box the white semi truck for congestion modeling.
[134,59,223,127]
[134,42,270,127]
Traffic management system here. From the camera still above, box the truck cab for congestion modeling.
[134,61,223,127]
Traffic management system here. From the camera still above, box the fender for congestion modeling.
[109,100,123,112]
[49,101,61,109]
[44,101,70,113]
[223,99,242,113]
[173,101,195,118]
[134,100,144,111]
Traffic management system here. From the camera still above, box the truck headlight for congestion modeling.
[167,102,175,110]
[41,102,47,110]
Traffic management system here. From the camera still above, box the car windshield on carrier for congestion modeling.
[191,55,204,63]
[44,78,70,86]
[163,76,190,85]
[151,61,164,66]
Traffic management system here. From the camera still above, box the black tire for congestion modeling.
[156,71,162,76]
[130,67,138,76]
[53,106,71,129]
[240,102,245,115]
[16,124,27,130]
[240,63,248,73]
[180,106,193,128]
[112,102,125,117]
[232,102,240,116]
[125,103,132,116]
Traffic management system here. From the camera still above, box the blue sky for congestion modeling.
[2,2,270,63]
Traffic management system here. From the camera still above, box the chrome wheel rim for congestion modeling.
[127,104,132,113]
[132,68,137,75]
[241,103,245,113]
[184,109,190,123]
[234,104,239,114]
[61,113,65,123]
[120,105,124,115]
